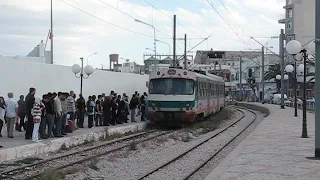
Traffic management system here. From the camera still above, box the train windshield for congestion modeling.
[149,78,194,95]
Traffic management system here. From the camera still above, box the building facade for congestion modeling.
[194,50,280,100]
[278,0,315,46]
[278,0,315,98]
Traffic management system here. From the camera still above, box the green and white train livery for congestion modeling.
[147,68,225,124]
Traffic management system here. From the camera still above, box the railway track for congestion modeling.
[137,107,258,180]
[0,129,171,180]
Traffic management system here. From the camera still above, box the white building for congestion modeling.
[116,60,144,74]
[0,40,51,64]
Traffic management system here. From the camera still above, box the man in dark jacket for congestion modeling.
[25,87,36,139]
[129,94,139,122]
[76,94,86,128]
[102,91,113,126]
[44,93,55,138]
[17,95,26,131]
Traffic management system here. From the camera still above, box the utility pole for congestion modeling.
[184,34,187,69]
[280,29,285,109]
[261,46,265,104]
[239,56,243,100]
[173,15,176,67]
[315,0,320,157]
[50,0,53,64]
[80,57,84,96]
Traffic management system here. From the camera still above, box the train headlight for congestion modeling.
[152,103,156,110]
[183,71,187,75]
[186,103,190,110]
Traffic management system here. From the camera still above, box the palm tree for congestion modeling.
[264,64,281,92]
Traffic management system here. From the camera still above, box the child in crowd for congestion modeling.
[31,97,45,142]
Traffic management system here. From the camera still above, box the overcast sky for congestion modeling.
[0,0,285,68]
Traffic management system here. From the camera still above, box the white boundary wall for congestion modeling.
[0,59,148,99]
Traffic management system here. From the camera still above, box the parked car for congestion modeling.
[272,94,288,105]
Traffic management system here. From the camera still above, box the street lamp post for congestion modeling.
[285,64,298,117]
[135,19,156,59]
[72,57,94,96]
[286,39,314,138]
[276,75,281,94]
[87,52,97,65]
[155,39,171,55]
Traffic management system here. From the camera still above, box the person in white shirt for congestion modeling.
[54,92,63,137]
[5,92,19,138]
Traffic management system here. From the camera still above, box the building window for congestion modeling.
[235,73,239,80]
[287,9,293,18]
[307,68,310,74]
[287,21,292,29]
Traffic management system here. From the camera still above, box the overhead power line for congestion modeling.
[206,0,262,67]
[143,0,205,38]
[206,0,249,49]
[97,0,172,38]
[217,0,250,43]
[59,0,154,38]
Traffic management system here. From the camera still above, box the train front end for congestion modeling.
[147,68,197,125]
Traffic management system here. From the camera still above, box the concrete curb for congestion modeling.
[0,122,148,163]
[235,102,270,115]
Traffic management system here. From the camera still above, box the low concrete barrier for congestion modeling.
[235,102,270,116]
[0,122,148,163]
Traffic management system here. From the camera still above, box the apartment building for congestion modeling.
[278,0,315,46]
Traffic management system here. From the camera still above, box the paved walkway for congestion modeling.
[205,103,320,180]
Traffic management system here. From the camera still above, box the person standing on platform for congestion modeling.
[5,92,19,138]
[54,92,63,137]
[31,97,44,142]
[143,92,148,120]
[102,92,113,126]
[140,95,146,121]
[25,87,36,140]
[40,94,48,139]
[129,94,138,122]
[45,93,55,138]
[110,96,118,125]
[76,94,86,128]
[86,96,95,128]
[60,93,68,135]
[17,95,26,132]
[67,91,76,131]
[95,95,103,126]
[0,96,6,137]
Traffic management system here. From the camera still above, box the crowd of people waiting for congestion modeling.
[0,87,148,148]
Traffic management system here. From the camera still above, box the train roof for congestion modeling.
[149,67,224,83]
[193,70,224,82]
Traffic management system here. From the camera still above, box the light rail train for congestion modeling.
[147,67,225,124]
